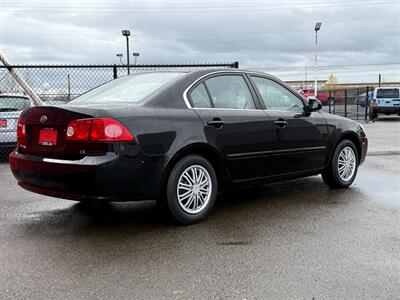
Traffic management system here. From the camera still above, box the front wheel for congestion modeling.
[164,155,217,224]
[322,140,359,188]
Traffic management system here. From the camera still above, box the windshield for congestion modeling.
[376,89,399,99]
[70,72,183,104]
[0,97,31,111]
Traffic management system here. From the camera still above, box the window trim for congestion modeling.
[247,74,307,112]
[185,71,262,110]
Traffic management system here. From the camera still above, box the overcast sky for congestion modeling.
[1,0,399,83]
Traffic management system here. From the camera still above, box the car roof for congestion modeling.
[0,93,30,99]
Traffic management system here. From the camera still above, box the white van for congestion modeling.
[371,87,400,119]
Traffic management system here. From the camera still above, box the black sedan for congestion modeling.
[9,70,368,224]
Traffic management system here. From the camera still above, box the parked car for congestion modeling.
[355,91,373,107]
[9,70,368,224]
[299,88,342,105]
[0,94,32,154]
[370,87,400,119]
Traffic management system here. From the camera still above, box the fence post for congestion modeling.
[344,89,348,118]
[113,64,118,79]
[364,86,369,121]
[328,90,332,114]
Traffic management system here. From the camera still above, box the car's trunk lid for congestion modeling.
[18,106,108,159]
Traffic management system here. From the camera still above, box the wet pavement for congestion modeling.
[0,118,399,299]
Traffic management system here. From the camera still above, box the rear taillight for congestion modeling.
[66,118,133,142]
[17,117,27,142]
[370,99,377,107]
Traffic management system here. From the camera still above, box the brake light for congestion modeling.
[370,99,377,107]
[66,118,133,142]
[17,117,27,142]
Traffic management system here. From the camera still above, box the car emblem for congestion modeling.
[40,115,48,123]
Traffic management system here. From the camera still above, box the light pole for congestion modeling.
[314,22,322,98]
[122,30,131,74]
[116,53,123,65]
[132,52,140,65]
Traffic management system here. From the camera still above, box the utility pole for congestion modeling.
[67,74,71,102]
[304,66,308,88]
[122,30,131,74]
[379,73,382,87]
[314,22,322,98]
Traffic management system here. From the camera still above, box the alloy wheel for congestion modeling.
[337,146,356,182]
[177,165,212,214]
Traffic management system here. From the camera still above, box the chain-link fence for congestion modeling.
[317,87,375,121]
[0,62,238,160]
[0,63,381,161]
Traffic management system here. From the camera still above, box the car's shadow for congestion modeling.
[14,175,364,239]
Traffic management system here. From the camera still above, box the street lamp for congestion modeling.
[116,53,123,65]
[122,30,131,74]
[132,52,140,65]
[314,22,322,97]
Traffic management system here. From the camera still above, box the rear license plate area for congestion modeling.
[0,119,7,128]
[39,128,57,146]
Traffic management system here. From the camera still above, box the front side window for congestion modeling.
[204,75,256,109]
[251,76,304,112]
[70,72,183,104]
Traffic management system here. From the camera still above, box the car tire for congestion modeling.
[322,140,359,189]
[164,155,217,224]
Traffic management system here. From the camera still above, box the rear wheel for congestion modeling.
[163,155,217,224]
[322,140,358,188]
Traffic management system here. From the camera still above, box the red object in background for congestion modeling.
[0,119,7,128]
[299,88,342,104]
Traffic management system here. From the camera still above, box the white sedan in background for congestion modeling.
[0,94,32,154]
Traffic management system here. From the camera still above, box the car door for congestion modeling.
[249,75,328,175]
[187,73,276,182]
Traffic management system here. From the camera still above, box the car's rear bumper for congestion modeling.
[0,131,17,144]
[9,148,165,202]
[374,106,400,114]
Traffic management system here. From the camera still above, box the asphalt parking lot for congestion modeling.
[0,117,399,299]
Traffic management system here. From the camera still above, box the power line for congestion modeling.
[2,23,399,36]
[4,0,398,14]
[249,63,400,70]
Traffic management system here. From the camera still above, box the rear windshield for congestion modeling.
[70,72,183,104]
[376,89,399,99]
[0,97,31,111]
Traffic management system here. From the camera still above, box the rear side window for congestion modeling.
[190,83,212,108]
[70,72,183,104]
[204,75,256,109]
[376,88,399,98]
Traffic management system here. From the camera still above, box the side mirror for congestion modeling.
[308,98,322,112]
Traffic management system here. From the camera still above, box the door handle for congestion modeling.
[274,120,288,128]
[207,118,224,128]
